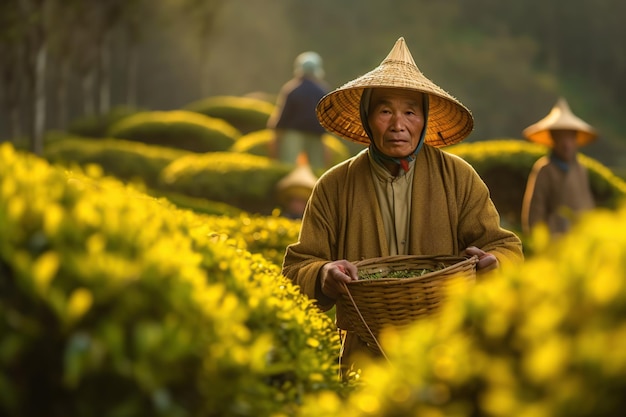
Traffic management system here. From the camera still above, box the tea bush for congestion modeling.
[160,152,292,214]
[197,212,301,268]
[0,143,342,417]
[150,190,244,217]
[147,197,300,268]
[41,132,346,218]
[108,110,241,153]
[44,136,189,188]
[229,129,273,157]
[297,204,626,417]
[43,136,252,217]
[184,95,275,134]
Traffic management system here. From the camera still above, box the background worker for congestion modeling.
[275,153,318,219]
[521,97,598,238]
[267,51,330,171]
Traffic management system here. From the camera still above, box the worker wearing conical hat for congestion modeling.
[281,37,523,376]
[521,97,597,238]
[275,153,318,219]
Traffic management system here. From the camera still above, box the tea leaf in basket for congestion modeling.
[358,268,434,280]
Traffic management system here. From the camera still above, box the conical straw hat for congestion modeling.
[316,37,473,147]
[523,97,598,147]
[275,154,318,205]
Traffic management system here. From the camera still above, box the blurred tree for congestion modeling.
[174,0,226,97]
[48,0,83,130]
[0,0,27,140]
[63,0,142,119]
[18,0,59,155]
[94,0,126,116]
[119,0,153,108]
[71,2,101,118]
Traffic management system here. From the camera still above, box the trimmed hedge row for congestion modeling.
[184,95,275,135]
[159,152,293,215]
[41,135,308,217]
[43,136,252,217]
[108,110,241,153]
[44,136,190,188]
[0,143,343,417]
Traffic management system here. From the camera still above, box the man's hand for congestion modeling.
[462,246,499,274]
[319,260,358,299]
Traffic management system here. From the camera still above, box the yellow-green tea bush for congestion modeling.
[229,129,274,157]
[44,136,190,188]
[108,110,241,153]
[297,205,626,417]
[150,190,244,217]
[184,95,275,134]
[141,196,300,268]
[0,143,342,416]
[448,139,626,233]
[198,212,301,267]
[160,152,292,214]
[43,136,253,217]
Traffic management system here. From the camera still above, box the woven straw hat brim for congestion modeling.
[276,164,317,198]
[523,98,598,147]
[523,127,597,148]
[316,38,473,147]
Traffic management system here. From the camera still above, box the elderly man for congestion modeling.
[282,37,523,375]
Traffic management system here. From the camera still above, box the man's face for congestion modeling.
[367,88,425,158]
[551,129,578,162]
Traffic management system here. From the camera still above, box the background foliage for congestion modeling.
[2,0,626,169]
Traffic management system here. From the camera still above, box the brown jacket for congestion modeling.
[522,155,595,236]
[282,145,523,369]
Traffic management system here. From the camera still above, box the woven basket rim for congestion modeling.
[350,254,478,285]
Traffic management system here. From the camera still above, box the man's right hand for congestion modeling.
[319,260,358,299]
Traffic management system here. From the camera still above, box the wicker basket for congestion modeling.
[336,254,479,357]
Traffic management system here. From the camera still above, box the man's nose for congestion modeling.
[391,114,404,130]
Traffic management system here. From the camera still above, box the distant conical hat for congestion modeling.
[275,154,318,205]
[316,37,473,147]
[523,97,598,147]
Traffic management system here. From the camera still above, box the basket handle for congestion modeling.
[341,282,391,364]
